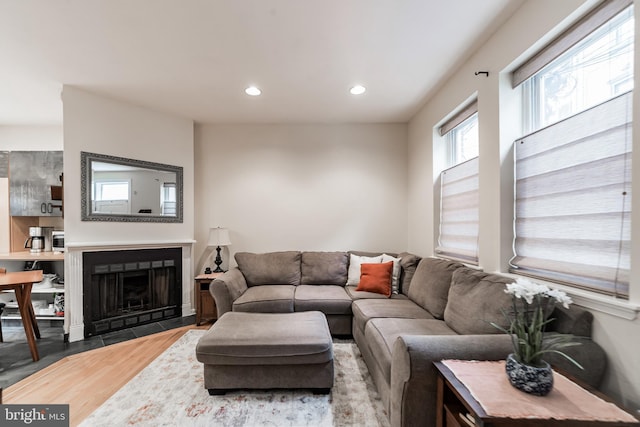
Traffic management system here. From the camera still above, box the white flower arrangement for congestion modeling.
[505,277,573,308]
[493,277,582,368]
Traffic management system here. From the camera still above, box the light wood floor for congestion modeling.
[3,324,208,426]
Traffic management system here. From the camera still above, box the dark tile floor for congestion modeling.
[0,315,197,389]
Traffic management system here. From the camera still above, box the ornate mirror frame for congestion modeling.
[81,151,184,223]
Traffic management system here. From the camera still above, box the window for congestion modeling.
[94,180,129,202]
[436,102,480,264]
[439,101,479,168]
[510,2,633,298]
[521,2,634,133]
[446,112,479,167]
[161,182,177,216]
[92,180,131,214]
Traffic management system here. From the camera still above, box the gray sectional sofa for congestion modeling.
[209,250,607,427]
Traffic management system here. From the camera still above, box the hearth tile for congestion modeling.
[159,315,196,330]
[132,322,164,337]
[101,329,137,346]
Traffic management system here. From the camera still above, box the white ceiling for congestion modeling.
[0,0,524,125]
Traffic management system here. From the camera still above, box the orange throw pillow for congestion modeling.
[356,261,393,297]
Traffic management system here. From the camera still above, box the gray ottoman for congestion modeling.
[195,311,334,395]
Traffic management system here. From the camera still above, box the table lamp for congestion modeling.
[208,227,231,273]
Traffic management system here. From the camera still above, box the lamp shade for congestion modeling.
[208,227,231,247]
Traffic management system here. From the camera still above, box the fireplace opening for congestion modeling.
[123,271,149,312]
[83,248,182,337]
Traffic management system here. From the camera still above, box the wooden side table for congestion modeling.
[434,360,640,427]
[194,272,223,326]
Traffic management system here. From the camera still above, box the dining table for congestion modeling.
[0,270,43,362]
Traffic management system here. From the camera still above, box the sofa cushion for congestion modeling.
[300,251,349,286]
[351,299,434,336]
[444,268,513,334]
[235,251,301,287]
[398,252,421,296]
[365,318,457,382]
[349,251,393,258]
[346,253,383,286]
[357,261,393,297]
[345,286,409,301]
[407,257,464,319]
[232,285,295,313]
[294,285,352,315]
[382,254,402,294]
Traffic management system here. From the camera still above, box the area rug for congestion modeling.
[79,330,390,427]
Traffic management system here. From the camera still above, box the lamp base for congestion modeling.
[213,245,225,273]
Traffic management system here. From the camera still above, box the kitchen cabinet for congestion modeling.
[9,151,63,217]
[0,153,9,254]
[0,182,8,253]
[0,151,8,177]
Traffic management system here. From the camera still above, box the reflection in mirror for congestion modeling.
[81,151,183,223]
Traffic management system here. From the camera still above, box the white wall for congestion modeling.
[194,123,408,271]
[0,125,63,150]
[61,87,196,340]
[407,0,640,411]
[62,86,194,244]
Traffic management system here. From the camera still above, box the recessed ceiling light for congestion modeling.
[350,85,366,95]
[245,86,261,96]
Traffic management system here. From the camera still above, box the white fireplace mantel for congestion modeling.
[64,240,196,342]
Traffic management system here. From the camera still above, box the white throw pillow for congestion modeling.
[382,254,402,294]
[346,254,383,286]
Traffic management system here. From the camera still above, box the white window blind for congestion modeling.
[436,157,479,264]
[510,91,632,297]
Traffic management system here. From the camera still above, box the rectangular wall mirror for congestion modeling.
[81,151,183,223]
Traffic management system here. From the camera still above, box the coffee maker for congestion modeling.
[24,227,45,253]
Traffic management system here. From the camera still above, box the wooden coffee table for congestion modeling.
[435,360,640,427]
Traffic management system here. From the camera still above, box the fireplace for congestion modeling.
[83,248,182,337]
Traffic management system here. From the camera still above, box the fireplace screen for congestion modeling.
[83,248,182,336]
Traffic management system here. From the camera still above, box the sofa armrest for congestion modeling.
[390,334,513,427]
[542,334,607,388]
[389,333,608,427]
[209,268,248,317]
[548,305,593,337]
